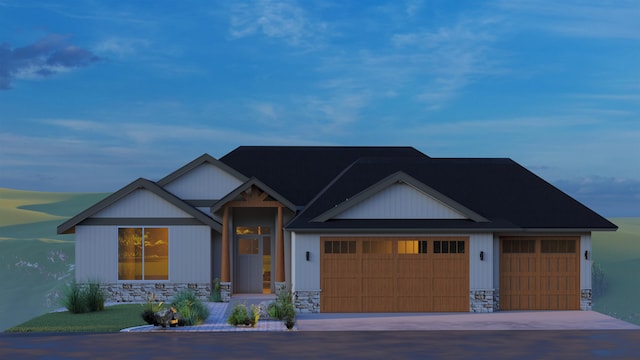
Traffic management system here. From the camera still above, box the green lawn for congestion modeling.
[5,304,147,333]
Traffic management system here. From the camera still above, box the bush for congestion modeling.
[141,294,164,325]
[592,261,608,297]
[171,290,209,326]
[85,282,105,312]
[267,290,296,321]
[227,303,260,327]
[61,281,105,314]
[62,281,87,314]
[211,278,222,302]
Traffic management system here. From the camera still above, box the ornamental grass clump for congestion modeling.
[170,290,209,326]
[61,281,105,314]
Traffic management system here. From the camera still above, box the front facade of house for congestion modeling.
[58,146,617,313]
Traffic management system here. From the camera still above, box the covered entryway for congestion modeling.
[499,237,580,310]
[320,236,469,312]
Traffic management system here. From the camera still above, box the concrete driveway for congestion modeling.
[295,310,640,331]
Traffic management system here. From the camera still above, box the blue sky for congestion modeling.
[0,0,638,216]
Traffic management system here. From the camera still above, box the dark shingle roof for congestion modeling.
[287,157,616,231]
[220,146,428,206]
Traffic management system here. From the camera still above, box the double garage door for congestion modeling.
[320,236,469,312]
[500,237,580,310]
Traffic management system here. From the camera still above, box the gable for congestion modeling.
[93,188,194,218]
[163,162,245,200]
[334,183,467,220]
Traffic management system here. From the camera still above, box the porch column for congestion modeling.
[221,206,230,282]
[276,206,285,283]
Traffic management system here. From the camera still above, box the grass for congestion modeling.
[5,304,147,333]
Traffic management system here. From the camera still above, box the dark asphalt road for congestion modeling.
[1,330,639,359]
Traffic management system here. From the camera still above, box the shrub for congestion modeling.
[267,290,296,321]
[141,294,164,325]
[211,278,222,302]
[228,303,249,326]
[85,282,105,312]
[227,303,260,327]
[171,290,209,326]
[592,261,608,297]
[61,281,105,314]
[62,281,87,314]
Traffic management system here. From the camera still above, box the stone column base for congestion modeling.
[275,282,288,296]
[293,290,320,313]
[220,282,232,303]
[470,289,497,313]
[581,289,592,311]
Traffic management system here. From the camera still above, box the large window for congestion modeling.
[118,227,168,280]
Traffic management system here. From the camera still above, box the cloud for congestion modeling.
[0,34,100,89]
[229,0,326,48]
[493,0,640,39]
[553,176,640,217]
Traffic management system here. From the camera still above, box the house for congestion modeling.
[58,146,617,313]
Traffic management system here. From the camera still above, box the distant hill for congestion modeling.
[0,189,108,331]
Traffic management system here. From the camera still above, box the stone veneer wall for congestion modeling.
[293,290,320,313]
[580,289,592,311]
[99,282,210,302]
[470,289,498,312]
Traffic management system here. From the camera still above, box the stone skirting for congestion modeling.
[581,289,592,311]
[98,282,210,302]
[470,289,498,312]
[293,290,320,313]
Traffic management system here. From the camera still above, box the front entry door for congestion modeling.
[235,228,272,294]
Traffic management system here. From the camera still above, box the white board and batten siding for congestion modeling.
[291,232,321,292]
[580,233,592,290]
[335,183,467,219]
[94,189,193,218]
[468,233,494,290]
[75,225,211,283]
[164,163,244,200]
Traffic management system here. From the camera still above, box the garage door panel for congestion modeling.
[500,237,579,310]
[321,237,469,313]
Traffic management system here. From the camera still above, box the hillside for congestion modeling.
[0,189,108,331]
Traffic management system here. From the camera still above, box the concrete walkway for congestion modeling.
[295,310,640,331]
[123,300,639,332]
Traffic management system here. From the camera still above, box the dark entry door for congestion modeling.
[236,233,272,294]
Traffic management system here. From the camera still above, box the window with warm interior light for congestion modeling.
[118,227,168,280]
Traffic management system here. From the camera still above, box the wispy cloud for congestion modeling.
[229,0,326,48]
[493,0,640,39]
[0,34,100,89]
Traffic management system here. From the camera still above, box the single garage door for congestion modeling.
[500,237,580,310]
[321,236,469,312]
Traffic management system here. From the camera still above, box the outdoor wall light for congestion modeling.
[306,251,310,261]
[584,250,590,260]
[480,251,484,261]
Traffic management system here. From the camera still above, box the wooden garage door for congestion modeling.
[500,237,580,310]
[321,237,469,312]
